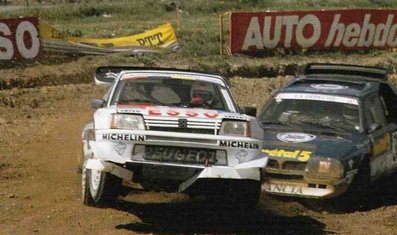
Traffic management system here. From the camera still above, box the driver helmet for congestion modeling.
[190,81,214,105]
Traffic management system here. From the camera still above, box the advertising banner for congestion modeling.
[39,20,179,50]
[0,17,41,60]
[230,9,397,54]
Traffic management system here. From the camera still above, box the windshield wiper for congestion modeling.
[136,88,165,106]
[262,121,284,125]
[261,121,299,128]
[296,120,348,132]
[117,99,154,105]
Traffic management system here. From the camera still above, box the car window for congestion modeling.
[379,83,397,124]
[110,77,230,111]
[102,84,114,102]
[363,95,387,128]
[260,94,361,132]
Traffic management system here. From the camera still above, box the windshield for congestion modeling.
[110,77,231,111]
[260,93,361,132]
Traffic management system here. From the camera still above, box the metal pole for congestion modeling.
[219,13,223,55]
[176,4,181,31]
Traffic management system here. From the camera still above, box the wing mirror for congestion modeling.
[368,123,381,133]
[91,99,106,109]
[242,106,257,117]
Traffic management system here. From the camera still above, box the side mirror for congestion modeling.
[243,106,257,117]
[368,123,381,133]
[91,99,106,109]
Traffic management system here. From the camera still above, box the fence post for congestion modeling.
[219,13,223,55]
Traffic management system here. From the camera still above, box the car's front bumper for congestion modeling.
[85,157,267,192]
[262,170,357,198]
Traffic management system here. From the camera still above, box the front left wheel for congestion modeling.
[82,168,122,206]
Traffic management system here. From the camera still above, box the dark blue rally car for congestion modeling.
[259,63,397,199]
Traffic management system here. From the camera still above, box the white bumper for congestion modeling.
[85,157,267,192]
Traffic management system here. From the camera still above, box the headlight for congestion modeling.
[306,157,344,179]
[111,114,145,130]
[219,121,250,137]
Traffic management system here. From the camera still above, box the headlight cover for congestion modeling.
[305,157,344,179]
[219,121,250,137]
[111,114,145,130]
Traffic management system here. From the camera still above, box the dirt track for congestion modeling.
[1,81,397,234]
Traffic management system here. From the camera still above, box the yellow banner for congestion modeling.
[39,19,179,49]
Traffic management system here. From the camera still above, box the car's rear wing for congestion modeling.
[94,66,131,85]
[94,66,230,86]
[304,63,388,80]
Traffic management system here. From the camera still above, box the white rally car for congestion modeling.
[81,67,268,208]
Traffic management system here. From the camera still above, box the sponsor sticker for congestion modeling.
[262,182,303,195]
[310,84,348,90]
[171,74,194,80]
[223,114,248,120]
[277,132,316,143]
[235,149,248,163]
[114,142,127,155]
[262,149,312,161]
[117,109,141,113]
[103,133,146,141]
[147,109,219,118]
[276,93,359,105]
[219,140,259,149]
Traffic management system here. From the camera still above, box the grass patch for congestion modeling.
[0,0,396,90]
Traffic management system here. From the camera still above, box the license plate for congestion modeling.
[262,182,303,195]
[144,146,217,165]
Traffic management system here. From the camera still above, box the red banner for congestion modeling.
[230,9,397,54]
[0,17,41,60]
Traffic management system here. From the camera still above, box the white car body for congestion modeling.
[81,68,267,205]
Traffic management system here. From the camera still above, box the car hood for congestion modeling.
[262,127,368,162]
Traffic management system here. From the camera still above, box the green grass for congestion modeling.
[2,0,397,75]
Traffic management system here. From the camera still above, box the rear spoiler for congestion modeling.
[94,66,230,86]
[94,66,132,85]
[304,63,388,80]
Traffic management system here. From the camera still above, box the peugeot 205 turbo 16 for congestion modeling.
[81,67,268,209]
[259,63,397,202]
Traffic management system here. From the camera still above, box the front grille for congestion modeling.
[144,117,221,135]
[149,126,215,135]
[267,159,279,169]
[282,161,307,171]
[146,136,217,144]
[266,159,307,171]
[266,173,304,180]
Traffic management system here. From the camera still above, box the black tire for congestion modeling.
[82,168,122,206]
[219,182,261,211]
[187,180,261,211]
[340,158,371,211]
[234,183,261,211]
